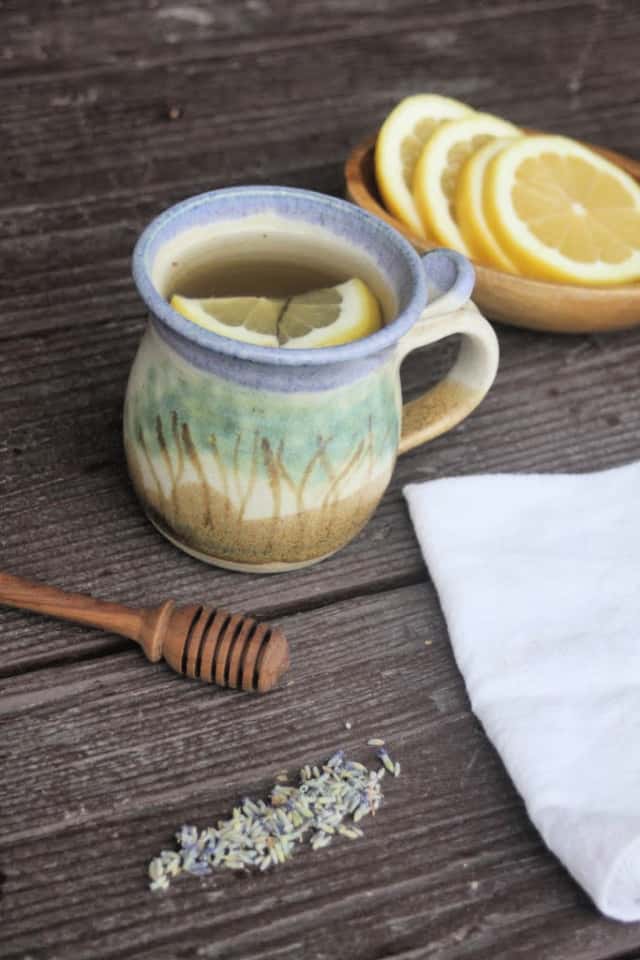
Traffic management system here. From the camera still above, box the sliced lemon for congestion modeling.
[171,293,284,347]
[455,137,520,273]
[374,94,475,238]
[170,278,382,349]
[278,277,382,348]
[484,135,640,285]
[413,113,521,254]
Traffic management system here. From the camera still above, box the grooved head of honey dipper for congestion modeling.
[156,605,290,693]
[207,614,290,692]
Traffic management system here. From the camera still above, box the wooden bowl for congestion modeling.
[345,133,640,334]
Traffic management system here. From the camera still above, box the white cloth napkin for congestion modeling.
[404,461,640,922]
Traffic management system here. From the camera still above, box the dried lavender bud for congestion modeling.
[147,743,400,891]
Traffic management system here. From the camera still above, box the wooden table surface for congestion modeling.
[2,1,640,958]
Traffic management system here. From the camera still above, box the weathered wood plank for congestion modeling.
[1,316,639,672]
[3,0,634,91]
[2,0,640,956]
[0,583,449,835]
[2,583,640,960]
[1,0,638,228]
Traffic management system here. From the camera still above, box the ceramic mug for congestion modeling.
[125,186,499,572]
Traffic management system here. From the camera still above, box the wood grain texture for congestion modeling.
[2,585,640,960]
[1,317,638,673]
[1,0,640,956]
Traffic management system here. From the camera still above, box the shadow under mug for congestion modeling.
[126,186,499,573]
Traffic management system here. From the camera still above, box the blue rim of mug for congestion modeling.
[132,185,429,367]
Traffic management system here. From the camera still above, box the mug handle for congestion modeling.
[397,249,499,455]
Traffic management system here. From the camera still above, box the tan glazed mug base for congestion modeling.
[147,513,345,574]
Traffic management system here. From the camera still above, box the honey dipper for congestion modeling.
[0,571,290,692]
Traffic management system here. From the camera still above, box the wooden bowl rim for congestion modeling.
[344,131,640,306]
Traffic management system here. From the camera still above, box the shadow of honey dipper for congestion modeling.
[0,571,290,692]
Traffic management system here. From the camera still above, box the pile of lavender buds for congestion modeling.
[148,743,400,892]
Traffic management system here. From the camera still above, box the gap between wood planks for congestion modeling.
[0,568,426,681]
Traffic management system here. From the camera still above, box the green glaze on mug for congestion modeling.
[124,325,400,570]
[128,187,499,572]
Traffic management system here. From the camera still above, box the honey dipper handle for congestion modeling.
[0,570,145,642]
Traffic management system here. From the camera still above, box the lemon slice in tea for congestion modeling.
[170,278,382,349]
[171,294,283,347]
[279,277,381,348]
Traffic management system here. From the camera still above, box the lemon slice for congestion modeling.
[170,294,284,347]
[278,277,382,348]
[374,94,475,238]
[413,113,521,254]
[484,135,640,285]
[455,137,520,273]
[170,278,382,349]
